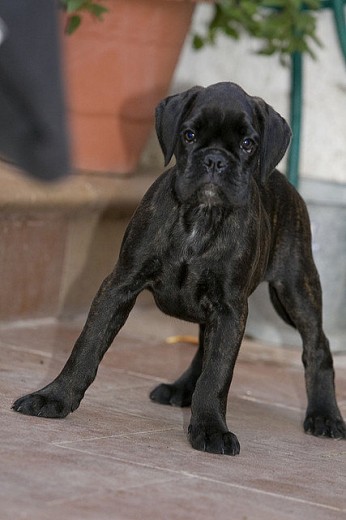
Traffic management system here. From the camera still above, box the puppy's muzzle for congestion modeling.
[203,151,229,177]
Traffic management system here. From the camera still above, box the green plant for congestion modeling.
[60,0,108,34]
[193,0,322,62]
[61,0,322,63]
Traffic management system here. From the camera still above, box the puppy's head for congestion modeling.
[155,82,291,207]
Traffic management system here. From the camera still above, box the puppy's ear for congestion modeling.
[155,86,203,166]
[253,98,291,183]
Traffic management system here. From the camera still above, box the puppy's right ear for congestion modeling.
[155,86,203,166]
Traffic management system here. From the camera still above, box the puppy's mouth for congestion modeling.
[196,183,224,205]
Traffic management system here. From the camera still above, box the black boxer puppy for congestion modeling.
[13,82,346,455]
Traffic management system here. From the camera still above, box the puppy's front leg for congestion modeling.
[12,270,141,418]
[188,307,247,455]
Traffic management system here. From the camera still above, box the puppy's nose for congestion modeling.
[203,152,228,175]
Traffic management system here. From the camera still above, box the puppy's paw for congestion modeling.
[12,391,71,418]
[304,413,346,439]
[150,383,193,407]
[188,423,240,456]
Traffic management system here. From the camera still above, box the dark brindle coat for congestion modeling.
[13,82,346,455]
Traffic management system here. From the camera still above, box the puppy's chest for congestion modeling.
[149,209,242,321]
[150,244,228,322]
[151,263,213,322]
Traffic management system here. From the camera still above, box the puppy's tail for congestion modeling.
[268,284,296,328]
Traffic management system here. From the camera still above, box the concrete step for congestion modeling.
[0,160,158,321]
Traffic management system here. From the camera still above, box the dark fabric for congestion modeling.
[0,0,70,181]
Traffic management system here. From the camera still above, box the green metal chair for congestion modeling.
[287,0,346,187]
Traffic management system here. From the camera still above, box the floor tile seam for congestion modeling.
[52,426,181,446]
[89,380,159,394]
[186,474,346,514]
[0,348,170,385]
[86,402,183,423]
[96,366,171,384]
[51,444,346,513]
[0,343,55,358]
[52,363,172,384]
[237,394,303,412]
[52,442,194,475]
[0,317,59,330]
[0,345,174,384]
[238,350,302,361]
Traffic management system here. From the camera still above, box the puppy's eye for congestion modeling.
[183,129,196,144]
[240,137,256,154]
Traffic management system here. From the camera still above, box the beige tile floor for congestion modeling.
[1,295,346,519]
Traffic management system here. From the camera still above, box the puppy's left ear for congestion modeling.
[155,86,203,166]
[253,98,292,183]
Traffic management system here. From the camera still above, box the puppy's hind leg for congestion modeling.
[150,325,205,407]
[269,272,346,439]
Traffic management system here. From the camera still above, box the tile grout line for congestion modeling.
[53,443,346,514]
[0,340,171,384]
[0,343,55,358]
[0,317,59,330]
[188,473,346,514]
[238,394,303,412]
[53,427,181,446]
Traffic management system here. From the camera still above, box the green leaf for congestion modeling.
[192,0,322,62]
[192,34,205,50]
[85,3,108,19]
[224,26,240,39]
[63,0,88,14]
[65,14,81,35]
[262,0,286,7]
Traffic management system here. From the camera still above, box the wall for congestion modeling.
[169,5,346,183]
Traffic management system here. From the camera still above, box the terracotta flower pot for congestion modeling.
[62,0,196,175]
